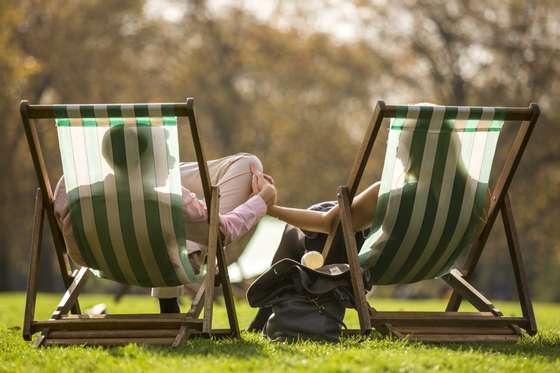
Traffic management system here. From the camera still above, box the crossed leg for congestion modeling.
[152,153,263,301]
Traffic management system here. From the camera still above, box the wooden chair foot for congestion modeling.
[370,311,524,343]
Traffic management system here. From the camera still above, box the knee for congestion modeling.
[275,225,305,261]
[283,225,301,244]
[234,152,263,172]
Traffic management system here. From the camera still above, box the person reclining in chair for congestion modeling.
[247,113,479,331]
[53,124,277,313]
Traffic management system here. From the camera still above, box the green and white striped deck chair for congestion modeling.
[20,99,239,347]
[57,115,200,287]
[325,101,539,342]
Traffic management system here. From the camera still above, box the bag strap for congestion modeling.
[308,296,348,330]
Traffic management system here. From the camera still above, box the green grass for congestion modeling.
[0,293,559,372]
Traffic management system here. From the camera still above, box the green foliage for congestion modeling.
[0,294,559,372]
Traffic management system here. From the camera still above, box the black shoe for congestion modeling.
[159,297,180,313]
[246,307,272,332]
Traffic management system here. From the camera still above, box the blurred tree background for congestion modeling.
[0,0,558,301]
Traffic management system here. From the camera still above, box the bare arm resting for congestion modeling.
[268,182,380,234]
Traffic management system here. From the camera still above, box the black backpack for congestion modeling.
[247,259,355,342]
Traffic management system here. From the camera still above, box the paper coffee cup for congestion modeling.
[301,251,324,269]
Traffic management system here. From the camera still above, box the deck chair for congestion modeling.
[20,98,240,347]
[322,101,539,342]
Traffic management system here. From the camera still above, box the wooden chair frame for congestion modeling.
[20,98,240,347]
[323,101,539,342]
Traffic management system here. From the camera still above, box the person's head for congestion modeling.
[394,103,468,186]
[101,124,149,173]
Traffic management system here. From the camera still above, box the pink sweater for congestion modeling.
[53,177,267,267]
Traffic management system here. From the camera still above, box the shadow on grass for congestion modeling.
[106,331,560,361]
[119,332,350,358]
[405,334,560,361]
[133,337,268,358]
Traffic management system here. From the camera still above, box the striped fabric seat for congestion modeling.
[359,104,505,285]
[54,104,201,287]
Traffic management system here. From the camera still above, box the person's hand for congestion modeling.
[263,173,274,185]
[250,163,277,207]
[250,163,275,192]
[250,163,264,193]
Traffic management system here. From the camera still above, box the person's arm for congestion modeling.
[182,180,276,245]
[268,205,334,234]
[219,184,276,243]
[268,182,381,234]
[219,194,267,244]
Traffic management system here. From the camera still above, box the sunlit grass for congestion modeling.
[0,293,558,372]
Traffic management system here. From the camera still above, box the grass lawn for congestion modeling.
[0,293,559,372]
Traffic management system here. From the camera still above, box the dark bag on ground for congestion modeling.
[246,258,355,342]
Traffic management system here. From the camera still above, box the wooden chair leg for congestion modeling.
[35,267,89,347]
[501,194,537,335]
[442,269,502,316]
[172,325,192,348]
[51,267,90,320]
[338,186,372,334]
[23,188,44,341]
[66,255,81,315]
[202,187,219,334]
[187,282,206,319]
[203,186,240,337]
[216,234,240,338]
[34,330,48,347]
[446,193,537,336]
[321,220,340,262]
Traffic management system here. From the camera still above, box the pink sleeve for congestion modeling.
[182,188,267,244]
[218,194,267,244]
